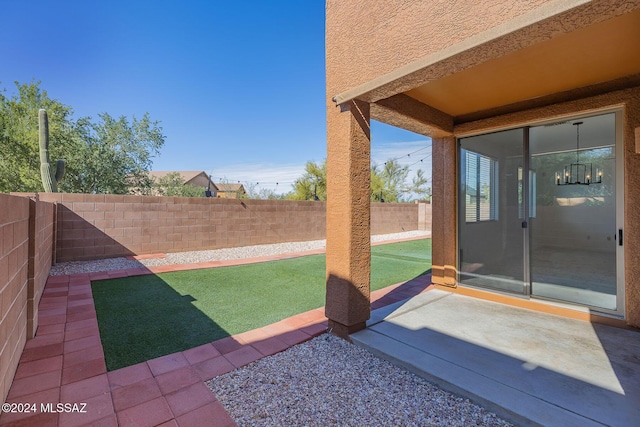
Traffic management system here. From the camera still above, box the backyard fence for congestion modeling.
[0,191,431,404]
[0,194,54,403]
[13,193,431,262]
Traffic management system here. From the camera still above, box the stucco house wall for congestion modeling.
[326,0,556,96]
[325,0,640,332]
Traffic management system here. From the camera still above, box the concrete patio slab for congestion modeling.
[351,290,640,427]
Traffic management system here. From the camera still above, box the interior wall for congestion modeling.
[532,205,615,252]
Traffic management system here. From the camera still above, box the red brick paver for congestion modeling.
[0,243,432,426]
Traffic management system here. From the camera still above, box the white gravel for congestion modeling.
[49,230,429,276]
[207,334,513,427]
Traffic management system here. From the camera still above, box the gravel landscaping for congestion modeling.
[49,230,429,276]
[207,334,513,427]
[51,229,509,426]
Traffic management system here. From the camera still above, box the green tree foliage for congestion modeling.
[371,159,409,202]
[0,81,80,192]
[0,81,165,194]
[288,160,326,201]
[68,113,164,194]
[151,172,206,197]
[288,158,428,202]
[370,167,385,202]
[408,168,431,201]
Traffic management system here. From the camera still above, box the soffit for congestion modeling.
[404,9,640,119]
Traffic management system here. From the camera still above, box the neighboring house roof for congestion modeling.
[148,171,218,189]
[215,183,245,193]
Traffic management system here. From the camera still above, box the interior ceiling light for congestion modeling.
[556,122,602,186]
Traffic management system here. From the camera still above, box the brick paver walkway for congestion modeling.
[0,241,432,426]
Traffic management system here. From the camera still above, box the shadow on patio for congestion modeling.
[352,289,640,427]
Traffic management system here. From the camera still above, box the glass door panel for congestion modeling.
[529,113,617,310]
[459,129,526,294]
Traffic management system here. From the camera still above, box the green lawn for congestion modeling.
[92,238,431,370]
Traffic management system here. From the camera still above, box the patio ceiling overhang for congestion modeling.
[333,1,640,136]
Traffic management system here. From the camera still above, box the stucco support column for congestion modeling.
[326,99,371,339]
[625,94,640,327]
[431,136,457,287]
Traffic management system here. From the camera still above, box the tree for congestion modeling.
[288,160,326,201]
[151,172,206,197]
[407,169,431,201]
[66,113,164,194]
[243,182,259,199]
[258,188,287,200]
[243,182,286,200]
[288,158,420,203]
[370,167,385,202]
[0,81,81,192]
[0,81,165,194]
[370,159,409,202]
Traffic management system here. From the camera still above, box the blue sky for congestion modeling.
[1,0,431,194]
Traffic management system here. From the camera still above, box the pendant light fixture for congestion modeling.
[556,121,602,186]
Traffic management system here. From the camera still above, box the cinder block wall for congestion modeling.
[42,195,328,262]
[418,203,432,231]
[0,194,30,404]
[27,194,425,262]
[371,202,419,235]
[27,198,55,338]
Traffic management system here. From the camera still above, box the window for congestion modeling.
[464,150,498,222]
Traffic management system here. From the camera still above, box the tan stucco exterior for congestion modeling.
[326,0,640,331]
[325,99,372,337]
[215,183,246,199]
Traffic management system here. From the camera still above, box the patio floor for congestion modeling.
[0,252,431,427]
[9,233,635,426]
[351,289,640,427]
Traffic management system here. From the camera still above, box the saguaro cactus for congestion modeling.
[38,109,65,192]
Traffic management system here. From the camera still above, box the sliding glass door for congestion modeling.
[458,128,526,295]
[458,112,623,314]
[529,113,619,310]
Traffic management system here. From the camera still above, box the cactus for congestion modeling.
[38,109,65,192]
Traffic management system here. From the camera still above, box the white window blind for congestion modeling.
[465,151,498,223]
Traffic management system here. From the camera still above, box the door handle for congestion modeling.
[618,229,623,246]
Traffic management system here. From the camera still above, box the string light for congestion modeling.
[382,144,431,166]
[207,145,433,196]
[405,153,433,169]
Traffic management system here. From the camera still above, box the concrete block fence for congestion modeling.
[15,193,430,262]
[0,192,431,404]
[0,194,54,404]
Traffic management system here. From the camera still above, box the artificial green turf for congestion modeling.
[92,238,431,370]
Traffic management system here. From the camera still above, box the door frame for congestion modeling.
[456,108,625,319]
